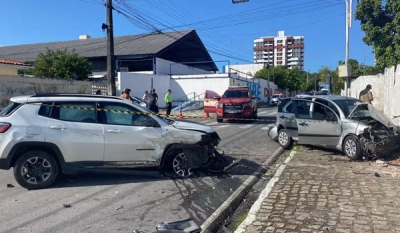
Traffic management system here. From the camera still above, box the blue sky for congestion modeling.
[0,0,374,73]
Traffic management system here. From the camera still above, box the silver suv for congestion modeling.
[268,96,399,160]
[0,94,220,190]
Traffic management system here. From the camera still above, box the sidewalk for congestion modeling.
[235,148,400,233]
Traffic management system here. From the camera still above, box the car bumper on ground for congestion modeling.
[268,124,278,141]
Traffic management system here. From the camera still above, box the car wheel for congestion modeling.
[217,118,223,123]
[171,152,193,178]
[343,135,362,160]
[13,151,59,190]
[278,129,293,149]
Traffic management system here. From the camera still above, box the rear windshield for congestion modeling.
[333,99,362,117]
[223,90,249,98]
[0,102,22,117]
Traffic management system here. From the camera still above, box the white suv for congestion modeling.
[0,94,220,190]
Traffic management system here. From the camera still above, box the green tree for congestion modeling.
[355,0,400,71]
[26,48,92,80]
[255,66,307,92]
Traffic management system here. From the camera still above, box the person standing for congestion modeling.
[96,89,102,95]
[359,84,374,104]
[165,89,172,116]
[148,89,159,113]
[120,88,133,101]
[143,90,150,108]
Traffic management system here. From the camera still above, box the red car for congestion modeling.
[214,86,258,123]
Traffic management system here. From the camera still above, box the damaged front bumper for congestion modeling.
[360,126,400,159]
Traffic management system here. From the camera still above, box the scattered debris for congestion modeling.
[63,204,72,208]
[115,206,123,210]
[115,191,119,194]
[376,160,386,164]
[375,172,381,177]
[353,171,370,175]
[7,184,14,188]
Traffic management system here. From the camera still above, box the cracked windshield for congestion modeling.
[1,0,400,232]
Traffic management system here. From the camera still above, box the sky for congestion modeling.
[0,0,375,73]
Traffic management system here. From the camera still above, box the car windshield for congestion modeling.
[223,90,249,98]
[332,99,363,117]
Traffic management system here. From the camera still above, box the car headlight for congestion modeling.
[243,103,252,107]
[217,103,223,108]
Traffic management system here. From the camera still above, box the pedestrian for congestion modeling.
[143,90,149,108]
[120,88,133,101]
[96,89,102,95]
[165,89,172,116]
[359,84,373,104]
[148,89,159,113]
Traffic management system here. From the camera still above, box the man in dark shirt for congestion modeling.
[148,89,159,113]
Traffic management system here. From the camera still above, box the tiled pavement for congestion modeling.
[236,148,400,233]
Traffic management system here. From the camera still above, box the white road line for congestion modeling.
[234,151,296,233]
[258,111,277,116]
[260,126,270,130]
[239,124,252,129]
[213,125,230,129]
[207,121,221,126]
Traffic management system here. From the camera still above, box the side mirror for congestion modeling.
[213,96,220,101]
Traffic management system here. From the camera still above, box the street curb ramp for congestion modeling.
[200,147,285,233]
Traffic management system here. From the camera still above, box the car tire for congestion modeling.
[13,151,59,190]
[164,148,193,178]
[278,129,293,149]
[217,118,223,123]
[343,135,362,160]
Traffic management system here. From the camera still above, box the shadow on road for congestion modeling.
[51,155,265,189]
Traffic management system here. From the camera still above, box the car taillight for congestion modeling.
[0,123,11,133]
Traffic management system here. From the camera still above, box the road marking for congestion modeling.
[239,124,252,129]
[261,126,270,130]
[258,111,277,116]
[213,125,230,130]
[234,151,296,233]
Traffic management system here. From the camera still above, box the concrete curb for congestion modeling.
[200,146,285,233]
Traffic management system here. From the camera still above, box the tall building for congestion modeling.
[253,31,304,70]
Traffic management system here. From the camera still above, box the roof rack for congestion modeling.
[30,93,121,100]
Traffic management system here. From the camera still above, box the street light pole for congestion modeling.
[344,0,352,96]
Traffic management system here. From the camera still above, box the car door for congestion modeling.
[277,98,298,137]
[44,101,104,163]
[99,101,163,166]
[293,99,342,146]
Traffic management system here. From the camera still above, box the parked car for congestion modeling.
[0,94,221,189]
[268,96,400,160]
[214,86,258,123]
[270,94,283,105]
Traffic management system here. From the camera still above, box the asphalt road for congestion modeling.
[0,107,280,233]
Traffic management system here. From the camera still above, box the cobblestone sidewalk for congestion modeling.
[236,148,400,233]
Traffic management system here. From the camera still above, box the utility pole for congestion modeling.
[105,0,116,96]
[344,0,353,96]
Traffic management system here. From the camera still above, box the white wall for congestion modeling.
[347,64,400,126]
[155,58,213,75]
[223,64,264,76]
[170,73,278,102]
[117,72,170,108]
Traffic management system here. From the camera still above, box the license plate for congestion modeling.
[227,110,241,114]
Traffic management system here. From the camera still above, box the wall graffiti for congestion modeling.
[246,82,261,101]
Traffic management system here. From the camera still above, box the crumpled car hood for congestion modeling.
[350,103,398,134]
[173,121,215,133]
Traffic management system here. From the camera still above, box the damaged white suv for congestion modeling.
[0,94,221,190]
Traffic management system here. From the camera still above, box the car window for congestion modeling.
[223,90,249,98]
[311,102,338,121]
[0,102,22,117]
[293,100,311,119]
[38,103,53,117]
[314,99,340,116]
[101,102,157,127]
[53,102,97,123]
[333,99,362,117]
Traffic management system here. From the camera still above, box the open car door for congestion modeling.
[204,90,220,114]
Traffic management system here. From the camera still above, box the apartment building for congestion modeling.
[253,30,304,70]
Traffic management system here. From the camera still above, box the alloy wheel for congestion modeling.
[21,157,52,184]
[345,139,357,157]
[172,153,193,177]
[279,131,288,146]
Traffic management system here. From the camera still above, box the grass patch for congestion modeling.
[234,212,249,231]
